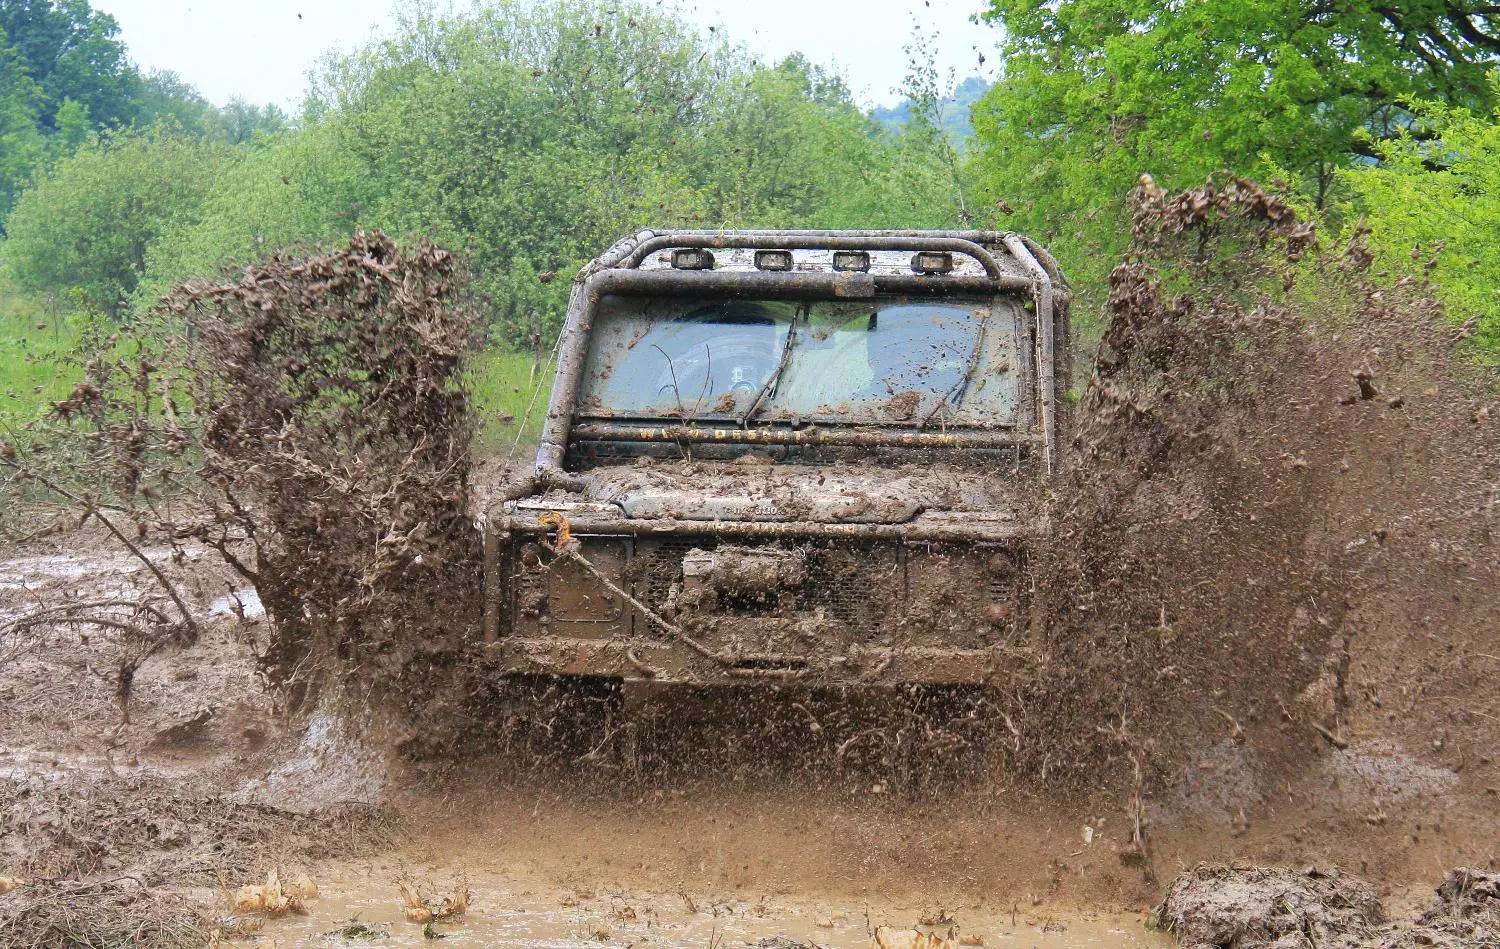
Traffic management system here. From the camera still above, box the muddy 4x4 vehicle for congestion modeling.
[483,230,1068,694]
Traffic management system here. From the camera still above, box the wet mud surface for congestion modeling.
[0,525,1494,946]
[263,864,1165,947]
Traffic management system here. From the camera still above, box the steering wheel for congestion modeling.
[650,333,778,410]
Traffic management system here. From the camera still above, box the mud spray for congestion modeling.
[1008,176,1500,798]
[2,182,1498,946]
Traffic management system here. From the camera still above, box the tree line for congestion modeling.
[0,0,285,227]
[0,0,1496,356]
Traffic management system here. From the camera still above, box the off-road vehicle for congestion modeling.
[483,229,1068,701]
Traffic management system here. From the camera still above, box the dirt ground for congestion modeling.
[0,524,1496,947]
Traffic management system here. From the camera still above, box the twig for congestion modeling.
[791,701,823,734]
[651,344,687,419]
[836,727,884,760]
[89,509,201,644]
[537,517,727,666]
[625,647,663,679]
[1212,706,1245,742]
[1311,721,1350,749]
[1,458,201,642]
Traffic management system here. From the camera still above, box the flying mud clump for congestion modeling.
[1009,173,1499,802]
[1,231,484,757]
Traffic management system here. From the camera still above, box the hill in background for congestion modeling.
[870,76,989,145]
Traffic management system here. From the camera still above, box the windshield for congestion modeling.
[577,294,1022,426]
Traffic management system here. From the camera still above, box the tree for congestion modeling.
[145,0,959,339]
[48,95,88,155]
[0,0,139,131]
[207,98,288,145]
[1345,82,1500,358]
[0,23,44,225]
[971,0,1500,319]
[135,74,288,144]
[133,69,215,136]
[1,127,224,316]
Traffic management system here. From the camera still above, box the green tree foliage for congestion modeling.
[1345,83,1500,356]
[134,122,369,310]
[972,0,1500,315]
[207,98,288,145]
[0,3,288,235]
[135,71,289,144]
[1,128,225,315]
[132,69,215,135]
[0,24,45,223]
[48,95,89,155]
[0,0,138,131]
[872,75,991,144]
[144,0,959,339]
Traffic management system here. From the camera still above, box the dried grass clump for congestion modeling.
[0,879,209,949]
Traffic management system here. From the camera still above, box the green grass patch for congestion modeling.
[0,286,81,426]
[469,347,555,459]
[3,283,552,460]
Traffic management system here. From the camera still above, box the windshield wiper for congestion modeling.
[738,304,805,428]
[919,307,992,431]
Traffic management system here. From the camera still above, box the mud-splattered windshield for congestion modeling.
[578,294,1021,426]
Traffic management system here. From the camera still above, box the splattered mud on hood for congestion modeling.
[523,460,1020,524]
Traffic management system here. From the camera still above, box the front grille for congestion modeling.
[793,546,898,631]
[635,540,699,605]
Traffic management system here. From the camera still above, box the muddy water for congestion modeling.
[264,858,1168,947]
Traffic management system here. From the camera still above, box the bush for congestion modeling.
[141,1,960,342]
[1344,83,1500,359]
[0,127,224,317]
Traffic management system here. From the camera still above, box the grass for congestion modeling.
[3,282,551,458]
[465,346,555,459]
[0,286,81,426]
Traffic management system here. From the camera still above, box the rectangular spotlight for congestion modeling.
[832,251,871,272]
[671,248,715,270]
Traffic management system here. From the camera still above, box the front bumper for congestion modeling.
[482,510,1032,687]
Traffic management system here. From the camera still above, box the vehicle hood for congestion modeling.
[523,460,1016,524]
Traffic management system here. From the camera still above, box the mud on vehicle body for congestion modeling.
[482,230,1070,692]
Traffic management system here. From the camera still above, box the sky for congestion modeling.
[91,0,1001,112]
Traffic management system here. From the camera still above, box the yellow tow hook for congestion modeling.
[536,510,572,553]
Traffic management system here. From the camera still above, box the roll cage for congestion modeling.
[533,230,1070,478]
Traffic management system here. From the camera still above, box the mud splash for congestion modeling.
[1006,175,1500,809]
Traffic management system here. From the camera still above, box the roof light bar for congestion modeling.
[911,251,954,275]
[832,251,871,272]
[754,249,794,272]
[671,248,715,270]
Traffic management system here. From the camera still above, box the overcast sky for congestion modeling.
[91,0,1000,112]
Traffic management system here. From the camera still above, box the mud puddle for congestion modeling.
[262,858,1167,948]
